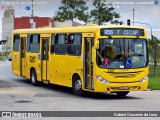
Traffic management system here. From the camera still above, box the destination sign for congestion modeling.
[101,28,144,36]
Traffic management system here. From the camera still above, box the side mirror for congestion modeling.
[94,40,99,49]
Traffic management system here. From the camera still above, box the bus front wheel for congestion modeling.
[30,69,38,86]
[72,76,83,96]
[116,91,129,96]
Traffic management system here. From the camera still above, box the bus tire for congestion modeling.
[116,91,129,96]
[30,69,38,86]
[72,75,83,96]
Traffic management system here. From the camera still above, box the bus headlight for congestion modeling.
[139,75,148,83]
[96,76,109,84]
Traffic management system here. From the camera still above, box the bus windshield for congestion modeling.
[97,38,148,68]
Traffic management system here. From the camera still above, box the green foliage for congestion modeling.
[148,36,160,46]
[148,36,160,76]
[0,52,10,61]
[74,0,90,23]
[148,76,160,90]
[148,36,160,61]
[54,0,122,25]
[91,0,122,25]
[149,64,160,77]
[54,0,89,23]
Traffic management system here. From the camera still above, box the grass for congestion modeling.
[0,56,2,61]
[148,76,160,90]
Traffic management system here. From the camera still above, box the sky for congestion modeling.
[0,0,160,39]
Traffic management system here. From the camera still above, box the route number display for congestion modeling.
[101,28,144,36]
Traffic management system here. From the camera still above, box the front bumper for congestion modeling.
[94,79,148,92]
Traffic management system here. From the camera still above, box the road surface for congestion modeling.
[0,61,160,120]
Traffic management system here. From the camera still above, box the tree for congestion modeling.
[91,0,122,25]
[54,0,89,23]
[148,36,160,76]
[54,0,122,25]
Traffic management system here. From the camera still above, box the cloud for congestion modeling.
[0,0,159,31]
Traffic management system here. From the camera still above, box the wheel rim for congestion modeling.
[31,73,35,83]
[75,79,82,91]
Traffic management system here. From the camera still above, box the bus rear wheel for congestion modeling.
[73,76,83,96]
[30,69,38,86]
[116,91,129,96]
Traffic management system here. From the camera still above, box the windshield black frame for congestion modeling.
[96,38,149,69]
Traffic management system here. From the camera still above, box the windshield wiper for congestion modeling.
[126,40,131,58]
[108,35,112,39]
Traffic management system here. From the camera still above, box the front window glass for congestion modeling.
[97,38,148,68]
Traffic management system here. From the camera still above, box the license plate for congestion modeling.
[120,86,129,90]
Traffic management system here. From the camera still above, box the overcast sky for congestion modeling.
[0,0,160,39]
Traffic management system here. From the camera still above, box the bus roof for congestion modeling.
[12,25,146,34]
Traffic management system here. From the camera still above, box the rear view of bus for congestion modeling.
[94,26,148,96]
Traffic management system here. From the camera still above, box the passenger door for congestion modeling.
[83,33,94,90]
[41,37,49,81]
[12,34,20,76]
[20,37,26,76]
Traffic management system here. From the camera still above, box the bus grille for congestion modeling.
[107,71,142,78]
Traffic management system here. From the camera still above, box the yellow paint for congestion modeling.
[12,25,148,93]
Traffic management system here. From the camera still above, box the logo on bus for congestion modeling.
[124,59,132,68]
[30,56,36,63]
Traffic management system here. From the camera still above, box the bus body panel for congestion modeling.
[12,25,149,94]
[12,34,27,77]
[49,55,83,87]
[94,66,149,92]
[94,79,148,92]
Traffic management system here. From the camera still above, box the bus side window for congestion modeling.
[51,34,55,54]
[27,34,30,52]
[13,34,20,52]
[30,34,40,53]
[55,34,67,55]
[68,34,82,56]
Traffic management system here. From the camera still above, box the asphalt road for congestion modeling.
[0,61,160,120]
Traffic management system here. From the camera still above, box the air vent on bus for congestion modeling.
[107,71,143,78]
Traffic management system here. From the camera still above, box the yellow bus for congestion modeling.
[12,25,149,96]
